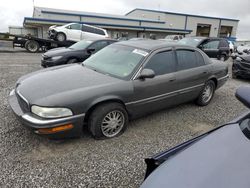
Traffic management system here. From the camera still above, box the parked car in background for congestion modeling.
[162,35,183,42]
[140,86,250,188]
[178,37,230,61]
[9,40,228,139]
[48,23,109,42]
[232,50,250,79]
[41,39,117,67]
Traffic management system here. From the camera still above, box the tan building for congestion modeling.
[10,7,239,40]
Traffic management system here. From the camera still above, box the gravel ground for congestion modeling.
[0,51,249,188]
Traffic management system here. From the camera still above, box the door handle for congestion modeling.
[169,78,176,82]
[203,71,208,74]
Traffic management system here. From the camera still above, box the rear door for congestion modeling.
[174,48,211,102]
[200,39,220,58]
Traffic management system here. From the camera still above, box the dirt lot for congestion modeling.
[0,50,248,187]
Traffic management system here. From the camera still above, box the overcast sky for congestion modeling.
[0,0,249,39]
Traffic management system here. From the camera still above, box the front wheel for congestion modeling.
[56,33,66,42]
[88,103,128,139]
[196,80,215,106]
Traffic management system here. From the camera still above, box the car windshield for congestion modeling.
[83,45,148,80]
[69,40,93,50]
[178,38,203,47]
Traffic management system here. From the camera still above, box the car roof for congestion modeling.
[80,38,117,43]
[116,40,195,51]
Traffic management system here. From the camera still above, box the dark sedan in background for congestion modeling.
[9,40,228,139]
[178,37,230,61]
[41,39,117,67]
[140,86,250,188]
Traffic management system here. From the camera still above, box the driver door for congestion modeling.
[65,23,82,41]
[130,49,179,116]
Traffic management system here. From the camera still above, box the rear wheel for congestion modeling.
[196,80,215,106]
[88,102,128,139]
[56,32,66,42]
[219,55,226,61]
[25,40,40,53]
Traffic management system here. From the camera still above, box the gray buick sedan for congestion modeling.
[9,40,228,139]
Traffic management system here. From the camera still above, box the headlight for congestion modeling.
[31,105,73,118]
[51,56,62,60]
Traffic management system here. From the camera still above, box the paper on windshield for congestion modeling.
[132,49,148,56]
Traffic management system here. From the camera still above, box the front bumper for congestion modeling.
[41,58,65,68]
[8,89,85,139]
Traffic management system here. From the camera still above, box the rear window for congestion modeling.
[82,25,105,36]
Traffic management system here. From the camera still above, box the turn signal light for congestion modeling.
[37,124,73,134]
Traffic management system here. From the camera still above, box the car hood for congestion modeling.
[16,64,122,106]
[43,47,76,57]
[141,123,250,188]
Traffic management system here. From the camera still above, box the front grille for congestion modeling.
[16,91,30,113]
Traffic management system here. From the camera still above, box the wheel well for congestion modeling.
[83,99,128,124]
[210,78,218,88]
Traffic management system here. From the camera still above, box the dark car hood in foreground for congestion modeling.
[16,64,122,106]
[44,47,74,57]
[141,123,250,188]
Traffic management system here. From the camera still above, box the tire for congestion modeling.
[66,58,78,64]
[25,40,40,53]
[196,80,215,106]
[56,32,66,42]
[88,102,128,139]
[219,55,226,61]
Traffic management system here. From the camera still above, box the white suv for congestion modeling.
[48,23,109,42]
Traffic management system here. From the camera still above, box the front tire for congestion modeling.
[88,103,128,139]
[56,32,66,42]
[196,80,215,106]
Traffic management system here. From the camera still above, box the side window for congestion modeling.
[67,24,82,30]
[94,28,105,36]
[144,51,176,76]
[82,25,94,33]
[202,40,220,49]
[219,40,229,48]
[89,41,109,52]
[176,50,197,71]
[195,51,205,66]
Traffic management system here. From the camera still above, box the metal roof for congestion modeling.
[34,7,165,24]
[126,8,240,22]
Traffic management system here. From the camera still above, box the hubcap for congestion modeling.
[101,110,125,138]
[202,84,213,103]
[57,34,65,41]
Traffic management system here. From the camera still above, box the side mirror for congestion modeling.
[138,69,155,80]
[198,45,204,50]
[87,48,95,54]
[235,86,250,108]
